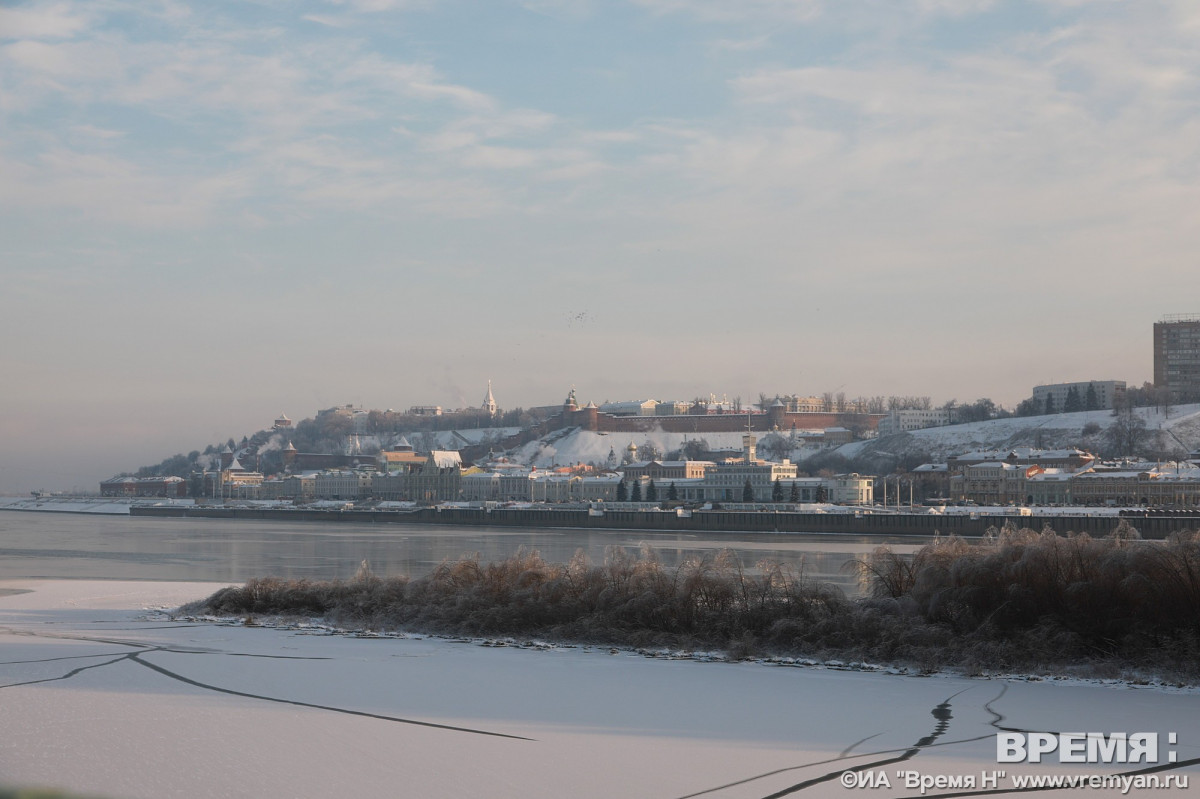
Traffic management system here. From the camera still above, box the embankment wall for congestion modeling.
[129,506,1199,538]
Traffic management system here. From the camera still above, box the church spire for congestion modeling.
[482,380,497,417]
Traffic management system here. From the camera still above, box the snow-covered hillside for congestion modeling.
[836,404,1200,466]
[494,406,1200,471]
[363,404,1200,475]
[510,429,752,468]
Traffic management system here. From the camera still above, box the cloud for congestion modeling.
[323,0,433,12]
[301,14,351,28]
[0,2,91,40]
[70,124,125,139]
[631,0,822,23]
[711,35,771,52]
[519,0,594,20]
[0,146,249,226]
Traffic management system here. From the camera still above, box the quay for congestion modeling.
[129,505,1200,539]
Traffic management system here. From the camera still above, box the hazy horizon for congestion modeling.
[4,1,1199,494]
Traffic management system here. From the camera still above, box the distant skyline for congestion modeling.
[3,1,1200,494]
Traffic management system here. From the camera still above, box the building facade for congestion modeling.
[877,409,954,435]
[1154,315,1200,401]
[1031,380,1126,412]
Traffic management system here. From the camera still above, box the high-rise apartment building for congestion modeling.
[1153,315,1200,401]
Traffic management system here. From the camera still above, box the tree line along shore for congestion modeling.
[185,521,1200,682]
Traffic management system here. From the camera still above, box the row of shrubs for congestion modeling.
[184,522,1200,679]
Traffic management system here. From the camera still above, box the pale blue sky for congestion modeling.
[3,0,1199,493]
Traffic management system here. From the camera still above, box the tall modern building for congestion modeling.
[1154,315,1200,401]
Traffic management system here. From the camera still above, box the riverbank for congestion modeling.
[187,528,1200,682]
[5,495,1197,538]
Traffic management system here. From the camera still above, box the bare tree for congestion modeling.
[1105,407,1150,457]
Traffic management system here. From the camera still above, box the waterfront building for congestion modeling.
[824,474,876,505]
[946,448,1094,473]
[258,474,317,501]
[313,470,372,501]
[462,471,500,501]
[196,459,264,499]
[909,463,951,500]
[377,437,426,473]
[574,475,623,501]
[950,462,1042,505]
[1025,469,1076,505]
[701,462,799,503]
[1071,465,1200,507]
[620,460,714,481]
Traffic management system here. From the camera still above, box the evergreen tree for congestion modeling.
[1085,383,1098,411]
[617,480,627,502]
[772,478,784,502]
[631,480,642,502]
[667,481,678,501]
[815,484,829,503]
[1064,386,1082,413]
[646,479,657,502]
[742,479,755,502]
[1043,394,1056,415]
[789,481,800,503]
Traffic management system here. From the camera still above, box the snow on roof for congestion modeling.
[1027,470,1074,482]
[429,451,463,469]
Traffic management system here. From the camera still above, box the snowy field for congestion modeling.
[2,582,1199,798]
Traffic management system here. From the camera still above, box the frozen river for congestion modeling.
[3,512,1200,798]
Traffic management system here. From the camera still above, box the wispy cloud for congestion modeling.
[711,34,771,52]
[301,14,350,28]
[0,2,91,40]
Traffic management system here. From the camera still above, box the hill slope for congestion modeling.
[834,404,1200,469]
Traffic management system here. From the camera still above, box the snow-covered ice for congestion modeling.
[2,581,1199,798]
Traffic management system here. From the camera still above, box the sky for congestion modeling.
[3,0,1200,493]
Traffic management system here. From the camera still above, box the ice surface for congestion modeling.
[2,581,1198,798]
